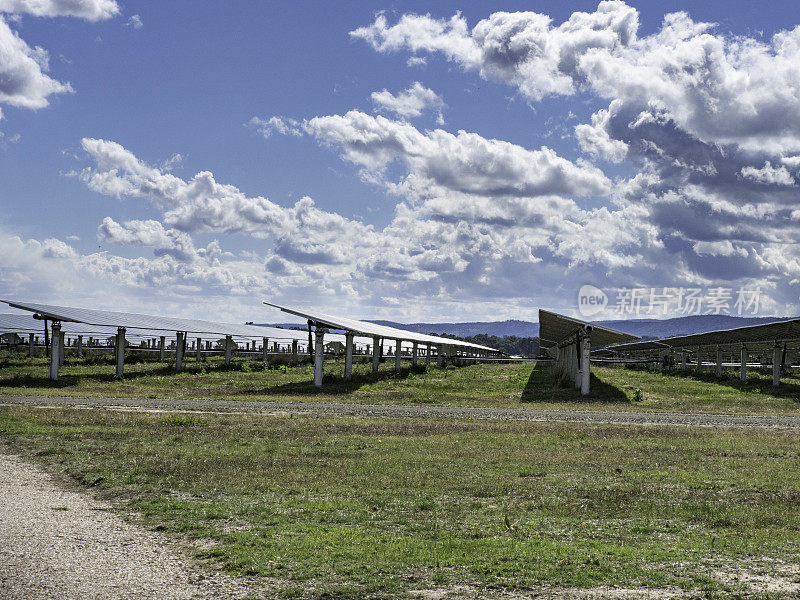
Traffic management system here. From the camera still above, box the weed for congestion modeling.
[160,414,205,427]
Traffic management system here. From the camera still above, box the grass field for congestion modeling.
[1,406,799,599]
[2,350,800,415]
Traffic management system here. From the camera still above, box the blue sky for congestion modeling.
[2,0,800,323]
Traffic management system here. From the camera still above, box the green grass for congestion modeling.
[2,350,800,415]
[1,406,799,598]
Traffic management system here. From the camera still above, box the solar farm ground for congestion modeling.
[3,352,800,415]
[1,353,799,599]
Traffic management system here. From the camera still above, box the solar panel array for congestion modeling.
[538,309,639,348]
[0,302,491,356]
[264,302,500,353]
[607,318,800,353]
[2,300,311,341]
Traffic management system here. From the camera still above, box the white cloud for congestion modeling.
[693,240,747,257]
[98,217,198,262]
[740,162,795,186]
[370,81,444,120]
[79,138,380,266]
[0,16,72,111]
[303,110,611,199]
[574,103,628,162]
[0,0,119,21]
[0,0,118,117]
[354,3,800,155]
[248,115,302,138]
[352,2,638,101]
[125,13,142,29]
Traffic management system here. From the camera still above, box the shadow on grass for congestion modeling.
[521,364,629,404]
[0,360,434,395]
[238,363,432,396]
[621,364,800,403]
[0,363,181,388]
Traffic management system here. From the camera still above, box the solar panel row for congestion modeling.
[2,299,503,385]
[537,309,640,396]
[263,302,499,352]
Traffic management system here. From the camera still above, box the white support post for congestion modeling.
[115,327,126,377]
[716,346,723,378]
[395,340,402,372]
[580,334,591,395]
[773,343,781,387]
[224,335,233,364]
[437,344,444,367]
[28,333,34,358]
[159,336,166,361]
[50,322,61,381]
[314,329,325,387]
[425,343,431,366]
[372,336,381,375]
[412,342,418,366]
[175,331,185,371]
[196,337,202,361]
[344,332,354,381]
[739,345,747,381]
[262,337,269,362]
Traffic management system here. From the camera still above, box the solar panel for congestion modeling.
[608,317,800,351]
[1,300,310,341]
[538,309,639,348]
[263,302,500,353]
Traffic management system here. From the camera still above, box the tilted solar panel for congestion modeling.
[263,302,500,352]
[538,309,639,348]
[608,317,800,351]
[1,300,309,341]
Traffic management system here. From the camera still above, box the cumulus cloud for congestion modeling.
[352,2,638,101]
[98,217,199,262]
[0,16,72,112]
[304,110,611,199]
[740,162,795,186]
[574,104,628,162]
[247,115,302,138]
[80,138,380,267]
[0,0,118,117]
[50,2,800,319]
[347,2,800,314]
[0,0,119,21]
[355,3,800,155]
[370,81,444,121]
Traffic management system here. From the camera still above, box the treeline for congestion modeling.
[436,333,539,357]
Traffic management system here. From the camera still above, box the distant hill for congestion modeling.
[254,314,797,340]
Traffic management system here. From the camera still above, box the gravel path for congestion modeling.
[0,452,257,600]
[2,394,799,429]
